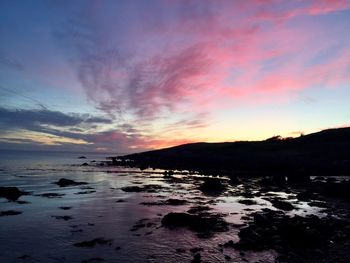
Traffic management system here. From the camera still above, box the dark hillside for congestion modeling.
[119,127,350,178]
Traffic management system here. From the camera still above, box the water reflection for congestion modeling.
[0,153,328,262]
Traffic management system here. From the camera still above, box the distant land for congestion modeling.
[119,127,350,180]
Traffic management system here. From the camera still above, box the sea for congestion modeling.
[0,150,324,263]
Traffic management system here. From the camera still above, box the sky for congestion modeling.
[0,0,350,153]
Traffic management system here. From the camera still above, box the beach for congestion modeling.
[1,151,349,263]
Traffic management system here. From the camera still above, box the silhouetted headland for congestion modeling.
[116,127,350,181]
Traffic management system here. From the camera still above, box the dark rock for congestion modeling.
[190,247,203,253]
[122,186,143,192]
[38,193,65,198]
[78,156,87,159]
[121,184,166,193]
[74,190,96,195]
[308,201,328,208]
[116,199,125,203]
[18,255,31,260]
[223,240,235,248]
[54,178,87,187]
[233,208,350,262]
[165,199,188,205]
[52,215,73,221]
[176,248,186,253]
[16,200,30,204]
[0,210,22,216]
[161,212,228,237]
[141,198,187,206]
[74,238,113,248]
[199,178,226,195]
[192,253,201,263]
[187,206,212,214]
[253,213,270,226]
[59,206,72,210]
[82,163,89,166]
[238,199,258,205]
[0,187,29,201]
[271,199,294,211]
[224,255,232,261]
[81,258,104,263]
[296,191,319,201]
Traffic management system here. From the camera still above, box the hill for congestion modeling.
[119,127,350,180]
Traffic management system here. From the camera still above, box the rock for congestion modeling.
[271,199,294,211]
[233,208,350,260]
[238,199,258,205]
[121,184,166,193]
[224,255,232,261]
[0,210,22,216]
[140,198,187,206]
[165,199,187,205]
[121,186,142,192]
[161,212,228,237]
[18,255,31,260]
[0,187,29,201]
[253,214,270,226]
[192,253,201,263]
[223,240,235,248]
[78,156,87,159]
[81,257,105,263]
[16,200,30,204]
[190,247,203,253]
[59,206,72,210]
[74,190,96,195]
[52,215,73,221]
[187,206,212,214]
[54,178,87,187]
[74,238,113,248]
[38,193,65,198]
[82,162,89,166]
[199,177,226,195]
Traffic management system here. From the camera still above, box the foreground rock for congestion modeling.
[74,238,113,248]
[161,212,229,238]
[0,210,23,216]
[231,209,350,262]
[140,198,188,206]
[0,187,29,201]
[54,178,87,187]
[121,184,166,193]
[271,199,294,211]
[198,178,226,195]
[37,193,65,198]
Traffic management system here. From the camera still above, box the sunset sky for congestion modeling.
[0,0,350,153]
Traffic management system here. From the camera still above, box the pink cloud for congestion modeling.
[58,0,350,134]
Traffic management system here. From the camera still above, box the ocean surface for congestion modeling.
[0,150,324,263]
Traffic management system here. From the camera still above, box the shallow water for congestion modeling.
[0,151,326,263]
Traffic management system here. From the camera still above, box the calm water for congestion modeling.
[0,151,323,263]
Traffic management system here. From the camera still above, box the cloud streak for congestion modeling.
[55,0,350,119]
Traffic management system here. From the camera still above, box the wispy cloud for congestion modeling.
[54,0,350,118]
